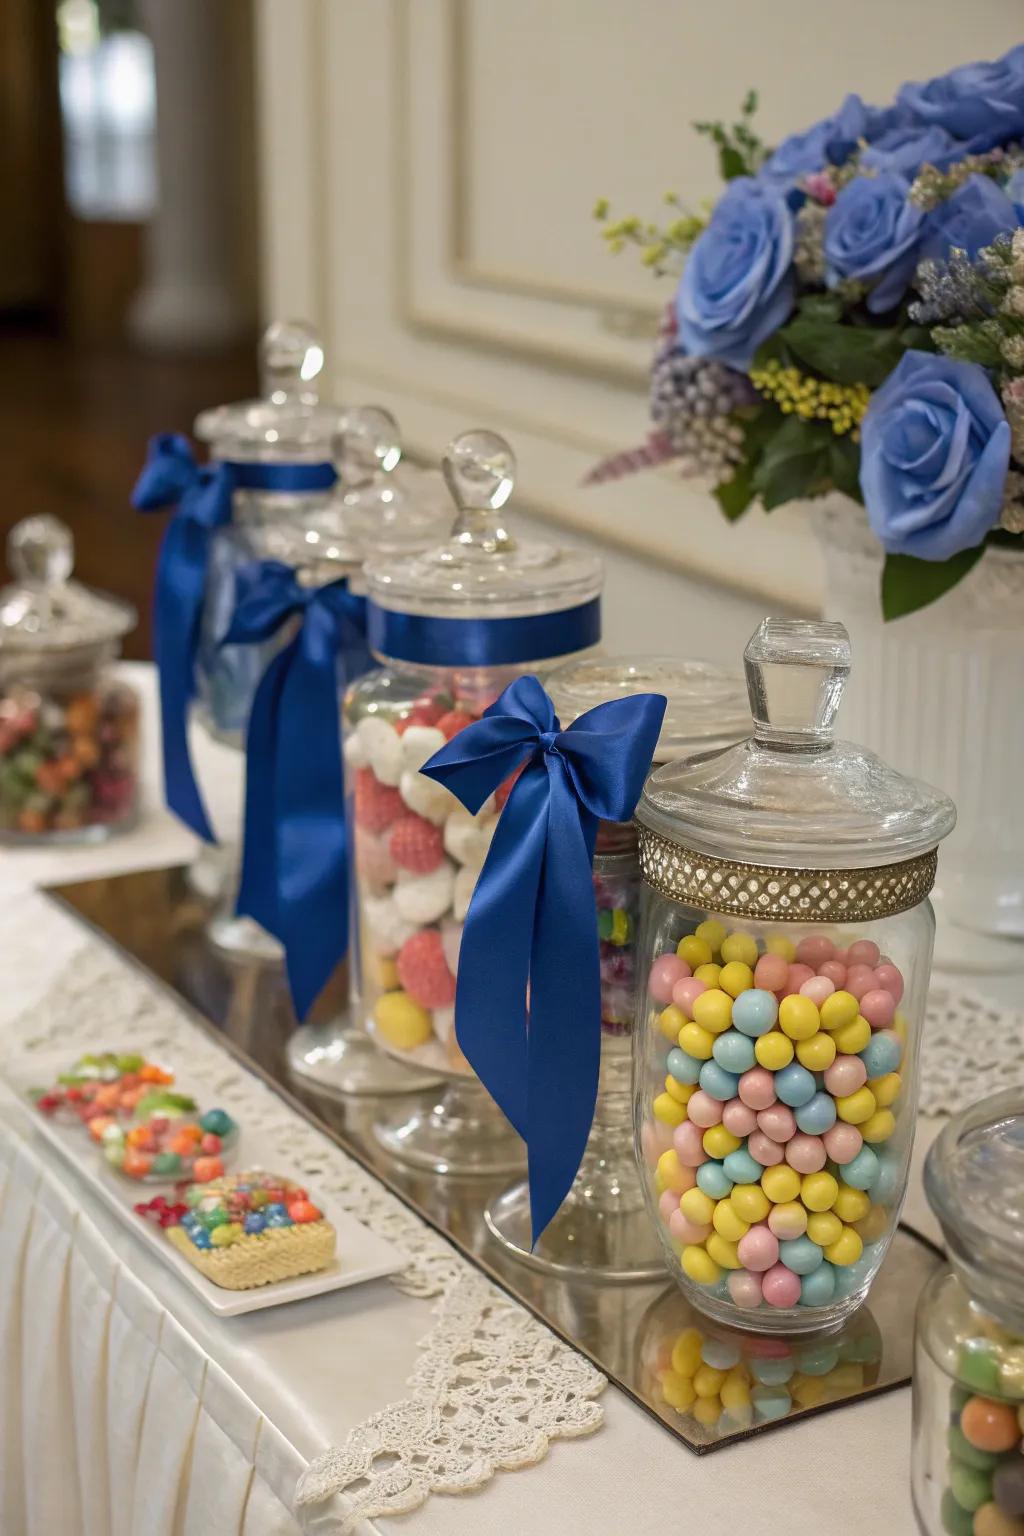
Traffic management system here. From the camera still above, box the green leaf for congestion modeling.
[777,315,906,386]
[714,465,756,520]
[719,145,747,180]
[827,435,863,502]
[797,293,844,324]
[881,546,986,620]
[752,417,832,510]
[899,324,937,353]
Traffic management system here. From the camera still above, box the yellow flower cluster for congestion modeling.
[749,359,870,437]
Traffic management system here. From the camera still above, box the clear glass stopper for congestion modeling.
[8,515,74,587]
[744,618,851,749]
[442,430,516,553]
[337,406,402,485]
[258,320,325,404]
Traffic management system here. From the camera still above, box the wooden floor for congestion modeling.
[1,326,258,660]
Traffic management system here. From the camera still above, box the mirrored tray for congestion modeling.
[48,864,944,1453]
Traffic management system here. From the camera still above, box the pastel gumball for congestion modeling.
[640,1123,661,1167]
[799,976,835,1007]
[399,725,447,773]
[824,1054,868,1097]
[847,940,881,968]
[873,963,905,1003]
[672,977,707,1019]
[785,1133,827,1174]
[363,894,417,957]
[859,988,896,1029]
[669,1209,712,1246]
[796,936,835,967]
[358,716,404,786]
[748,1130,784,1167]
[722,1099,758,1138]
[658,1189,679,1222]
[443,808,496,870]
[393,862,456,925]
[822,1122,863,1165]
[757,1105,796,1143]
[844,964,876,1001]
[728,1270,764,1309]
[738,1067,777,1111]
[818,959,848,988]
[686,1090,724,1129]
[452,865,477,922]
[673,1121,708,1167]
[767,1202,808,1240]
[780,963,815,997]
[649,953,689,1005]
[399,768,454,825]
[753,953,789,993]
[761,1263,802,1309]
[738,1223,779,1272]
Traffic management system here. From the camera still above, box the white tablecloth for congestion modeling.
[0,663,980,1536]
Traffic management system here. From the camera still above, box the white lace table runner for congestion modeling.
[922,985,1024,1115]
[0,912,604,1533]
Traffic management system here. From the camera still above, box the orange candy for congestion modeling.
[88,1115,116,1142]
[122,1149,153,1178]
[960,1396,1021,1453]
[192,1156,224,1183]
[95,1084,121,1110]
[287,1200,322,1224]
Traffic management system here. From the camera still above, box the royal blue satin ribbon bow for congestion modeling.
[422,674,666,1243]
[132,433,338,842]
[223,560,371,1019]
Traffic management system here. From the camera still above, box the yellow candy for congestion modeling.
[368,953,399,991]
[820,990,860,1031]
[792,1373,828,1408]
[835,1086,877,1125]
[692,1395,722,1426]
[692,989,733,1035]
[664,1076,696,1105]
[678,1022,715,1060]
[694,963,723,989]
[657,1150,693,1195]
[681,1245,721,1285]
[831,1016,871,1055]
[661,1370,696,1412]
[778,995,820,1041]
[695,919,728,955]
[825,1226,864,1266]
[893,1011,909,1044]
[854,1204,889,1244]
[694,1363,727,1398]
[706,1233,742,1270]
[755,1031,794,1071]
[713,1201,750,1242]
[653,1092,687,1127]
[827,1362,865,1393]
[766,935,797,962]
[761,1165,801,1204]
[373,991,433,1050]
[211,1223,241,1247]
[720,1368,751,1412]
[670,1327,703,1377]
[678,935,713,969]
[861,1108,896,1144]
[703,1124,741,1160]
[806,1210,843,1247]
[769,1201,807,1239]
[833,1184,871,1223]
[801,1171,839,1212]
[719,961,755,999]
[721,932,759,968]
[654,1170,666,1196]
[796,1032,837,1071]
[681,1187,717,1226]
[730,1184,771,1224]
[658,1004,688,1041]
[870,1072,902,1108]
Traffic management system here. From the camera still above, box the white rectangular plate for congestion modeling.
[7,1052,407,1316]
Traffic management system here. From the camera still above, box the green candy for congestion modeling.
[958,1339,1002,1395]
[947,1460,992,1514]
[597,910,613,940]
[152,1151,182,1176]
[949,1384,972,1420]
[940,1489,975,1536]
[200,1208,229,1231]
[115,1053,145,1073]
[947,1425,1005,1473]
[199,1108,235,1139]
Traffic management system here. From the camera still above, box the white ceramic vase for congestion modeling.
[816,497,1024,967]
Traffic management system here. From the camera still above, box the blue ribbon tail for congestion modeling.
[153,517,216,843]
[236,643,291,938]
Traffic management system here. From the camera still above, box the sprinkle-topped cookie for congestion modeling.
[136,1170,336,1289]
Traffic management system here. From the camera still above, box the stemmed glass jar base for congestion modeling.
[287,1016,444,1098]
[486,1182,666,1283]
[374,1077,526,1176]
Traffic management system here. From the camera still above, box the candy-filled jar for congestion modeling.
[634,618,955,1331]
[0,516,138,842]
[485,656,748,1278]
[345,429,603,1171]
[912,1091,1024,1536]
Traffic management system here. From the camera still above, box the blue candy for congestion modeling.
[700,1337,742,1370]
[870,1151,903,1205]
[795,1091,837,1136]
[723,1147,763,1184]
[843,1145,881,1191]
[699,1061,740,1102]
[796,1343,840,1375]
[751,1356,794,1385]
[731,989,778,1037]
[752,1385,792,1422]
[190,1230,212,1250]
[266,1212,292,1228]
[243,1212,267,1235]
[712,1030,756,1075]
[778,1236,824,1275]
[666,1047,703,1085]
[860,1032,902,1079]
[264,1202,288,1220]
[696,1161,734,1200]
[799,1262,837,1308]
[775,1062,817,1107]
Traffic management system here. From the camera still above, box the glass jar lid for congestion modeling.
[548,654,749,763]
[330,406,450,560]
[193,320,343,462]
[365,429,603,620]
[636,618,956,869]
[0,516,135,654]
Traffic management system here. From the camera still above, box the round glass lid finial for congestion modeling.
[744,617,851,748]
[258,319,325,403]
[1,514,135,652]
[337,406,403,484]
[8,514,74,587]
[443,430,516,553]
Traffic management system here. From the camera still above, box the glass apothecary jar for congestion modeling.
[345,429,603,1172]
[0,516,138,843]
[634,618,956,1331]
[912,1092,1024,1536]
[485,655,748,1278]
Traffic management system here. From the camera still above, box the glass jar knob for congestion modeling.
[744,617,851,749]
[7,515,74,587]
[258,319,325,404]
[442,430,516,553]
[337,406,402,486]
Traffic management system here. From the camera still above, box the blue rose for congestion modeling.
[860,351,1011,561]
[920,173,1021,263]
[898,45,1024,152]
[861,124,962,178]
[823,173,924,312]
[760,94,895,189]
[676,179,795,369]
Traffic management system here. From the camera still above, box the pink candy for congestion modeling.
[824,1054,867,1096]
[672,1121,708,1167]
[874,963,904,1003]
[796,935,835,967]
[722,1098,758,1138]
[737,1223,779,1272]
[779,962,815,998]
[649,953,689,1004]
[728,1270,764,1309]
[799,975,836,1006]
[818,959,848,988]
[822,1122,863,1164]
[754,953,789,992]
[762,1263,802,1309]
[686,1090,724,1129]
[748,1130,785,1166]
[848,939,881,967]
[658,1189,680,1222]
[756,1104,796,1143]
[738,1067,777,1111]
[785,1132,826,1173]
[860,988,896,1029]
[669,1209,711,1246]
[845,963,877,1001]
[671,976,707,1019]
